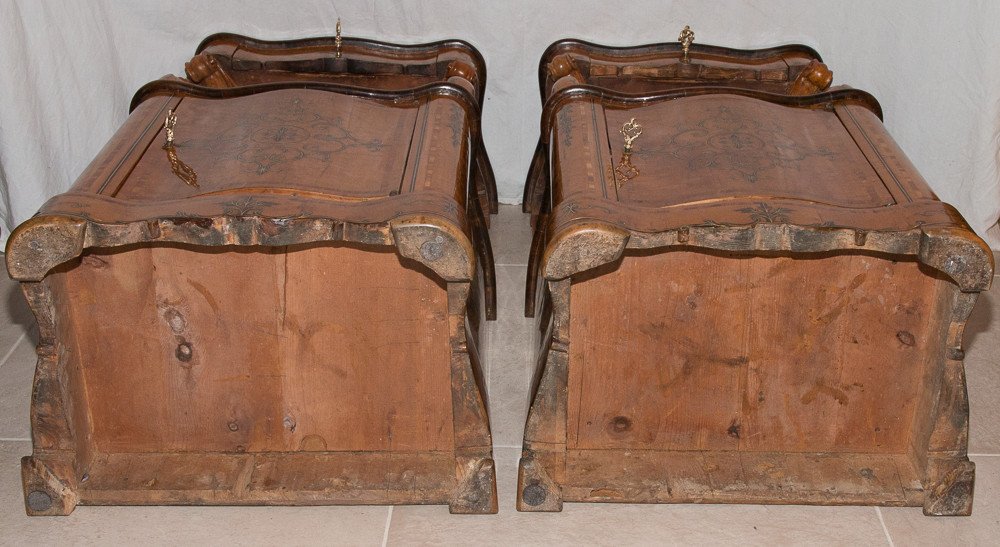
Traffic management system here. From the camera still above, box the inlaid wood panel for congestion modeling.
[605,95,894,208]
[118,90,418,202]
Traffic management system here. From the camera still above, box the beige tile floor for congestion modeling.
[0,204,998,545]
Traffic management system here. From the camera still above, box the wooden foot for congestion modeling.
[449,456,498,514]
[21,456,78,516]
[924,458,975,516]
[516,452,563,512]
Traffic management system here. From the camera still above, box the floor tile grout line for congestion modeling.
[968,453,1000,456]
[875,507,895,547]
[0,331,27,371]
[0,437,31,442]
[381,505,393,547]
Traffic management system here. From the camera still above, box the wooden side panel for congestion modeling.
[568,250,945,454]
[551,101,614,205]
[56,243,453,454]
[837,104,939,202]
[278,245,453,452]
[54,246,284,454]
[400,98,470,202]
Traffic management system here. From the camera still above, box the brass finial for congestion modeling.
[335,18,342,58]
[679,25,695,63]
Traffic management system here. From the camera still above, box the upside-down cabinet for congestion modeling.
[8,70,498,514]
[519,36,993,515]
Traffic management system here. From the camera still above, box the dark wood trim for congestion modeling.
[195,33,488,105]
[537,38,824,99]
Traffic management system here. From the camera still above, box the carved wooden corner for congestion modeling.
[921,293,977,516]
[542,223,629,281]
[6,216,87,282]
[517,288,570,512]
[450,455,498,514]
[547,53,584,84]
[924,458,975,516]
[517,450,564,512]
[789,60,833,95]
[184,53,236,88]
[21,456,78,516]
[919,227,995,293]
[446,282,498,514]
[391,216,475,282]
[446,60,479,97]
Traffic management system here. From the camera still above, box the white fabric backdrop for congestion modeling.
[2,0,999,249]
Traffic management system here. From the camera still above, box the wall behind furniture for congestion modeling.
[2,0,998,248]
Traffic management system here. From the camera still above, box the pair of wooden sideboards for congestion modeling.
[6,28,993,517]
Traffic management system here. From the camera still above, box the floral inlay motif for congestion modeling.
[185,98,383,175]
[222,196,277,217]
[636,105,835,183]
[738,202,792,223]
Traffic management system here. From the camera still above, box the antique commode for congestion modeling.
[7,32,499,515]
[518,31,993,515]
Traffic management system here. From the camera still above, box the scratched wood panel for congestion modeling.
[79,451,455,505]
[57,243,452,454]
[568,250,944,453]
[607,95,894,208]
[562,449,924,505]
[118,90,417,202]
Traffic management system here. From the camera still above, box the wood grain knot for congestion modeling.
[175,341,193,362]
[608,416,632,435]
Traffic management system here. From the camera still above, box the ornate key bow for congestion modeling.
[621,117,643,153]
[612,117,643,188]
[162,109,199,188]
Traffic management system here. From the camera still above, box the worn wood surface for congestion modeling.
[537,39,829,103]
[567,251,947,453]
[519,39,992,515]
[561,450,925,506]
[523,38,832,215]
[9,70,497,515]
[187,33,498,218]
